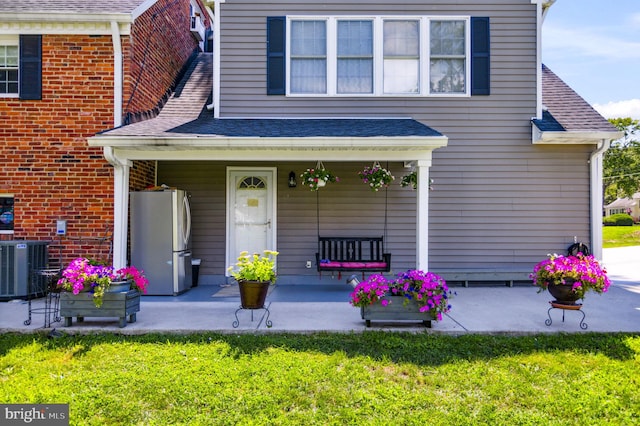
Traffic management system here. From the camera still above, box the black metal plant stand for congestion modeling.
[545,301,587,330]
[24,268,62,328]
[232,305,272,328]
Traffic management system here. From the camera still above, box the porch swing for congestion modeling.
[315,163,392,279]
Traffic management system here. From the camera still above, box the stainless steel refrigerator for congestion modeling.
[130,189,192,295]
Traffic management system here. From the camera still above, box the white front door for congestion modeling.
[226,167,277,275]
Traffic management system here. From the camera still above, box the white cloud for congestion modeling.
[543,26,640,61]
[593,99,640,120]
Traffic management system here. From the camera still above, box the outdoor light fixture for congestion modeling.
[288,171,297,188]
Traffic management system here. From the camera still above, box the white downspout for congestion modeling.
[534,0,543,120]
[590,140,610,261]
[111,21,123,127]
[205,1,223,116]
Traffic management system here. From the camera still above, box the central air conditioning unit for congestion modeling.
[0,241,49,300]
[190,15,205,41]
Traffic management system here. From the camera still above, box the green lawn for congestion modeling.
[603,224,640,248]
[1,332,639,425]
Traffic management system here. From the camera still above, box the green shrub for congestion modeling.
[603,213,634,226]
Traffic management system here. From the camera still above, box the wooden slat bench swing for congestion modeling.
[316,236,391,279]
[313,163,392,279]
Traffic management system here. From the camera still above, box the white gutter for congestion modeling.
[110,21,123,127]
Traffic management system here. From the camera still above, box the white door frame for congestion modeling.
[225,167,277,276]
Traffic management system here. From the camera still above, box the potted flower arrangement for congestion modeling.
[57,257,148,307]
[228,250,278,309]
[530,252,611,304]
[359,162,394,191]
[350,269,452,327]
[300,161,339,191]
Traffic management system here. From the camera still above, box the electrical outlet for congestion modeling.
[306,260,312,269]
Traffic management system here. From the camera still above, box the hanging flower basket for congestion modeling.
[400,171,417,189]
[400,171,434,190]
[300,161,339,191]
[359,161,394,192]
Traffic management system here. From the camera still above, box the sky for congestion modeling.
[542,0,640,120]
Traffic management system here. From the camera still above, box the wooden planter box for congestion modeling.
[361,296,435,327]
[60,290,140,328]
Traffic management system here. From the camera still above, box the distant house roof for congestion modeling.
[532,65,622,143]
[605,197,636,210]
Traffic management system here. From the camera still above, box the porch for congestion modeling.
[6,243,640,334]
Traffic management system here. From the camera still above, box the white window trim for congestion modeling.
[0,35,19,98]
[285,15,470,97]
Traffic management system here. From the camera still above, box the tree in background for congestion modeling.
[603,118,640,204]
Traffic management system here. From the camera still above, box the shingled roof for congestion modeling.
[0,0,145,14]
[95,54,444,141]
[532,65,621,142]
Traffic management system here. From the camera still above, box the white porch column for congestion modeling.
[416,159,432,270]
[104,147,131,269]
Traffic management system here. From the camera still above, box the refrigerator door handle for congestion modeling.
[183,194,192,246]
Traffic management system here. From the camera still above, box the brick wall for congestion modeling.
[0,0,204,264]
[0,34,116,260]
[123,0,202,123]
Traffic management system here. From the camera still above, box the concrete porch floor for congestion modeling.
[2,247,639,334]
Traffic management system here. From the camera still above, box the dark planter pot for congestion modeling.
[361,295,435,327]
[239,280,270,309]
[109,280,131,293]
[547,280,581,305]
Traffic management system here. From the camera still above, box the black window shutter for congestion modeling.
[471,17,490,96]
[267,17,286,95]
[19,35,42,100]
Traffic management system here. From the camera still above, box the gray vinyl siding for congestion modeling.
[182,0,593,279]
[158,162,419,280]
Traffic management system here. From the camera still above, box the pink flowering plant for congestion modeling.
[530,252,611,300]
[349,269,452,320]
[57,257,148,307]
[349,274,390,307]
[358,162,394,191]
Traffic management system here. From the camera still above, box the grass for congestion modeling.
[1,332,639,425]
[602,224,640,248]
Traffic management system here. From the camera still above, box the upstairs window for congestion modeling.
[290,20,327,94]
[383,20,420,94]
[0,35,41,100]
[274,16,489,97]
[0,38,18,96]
[337,20,373,94]
[430,20,466,94]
